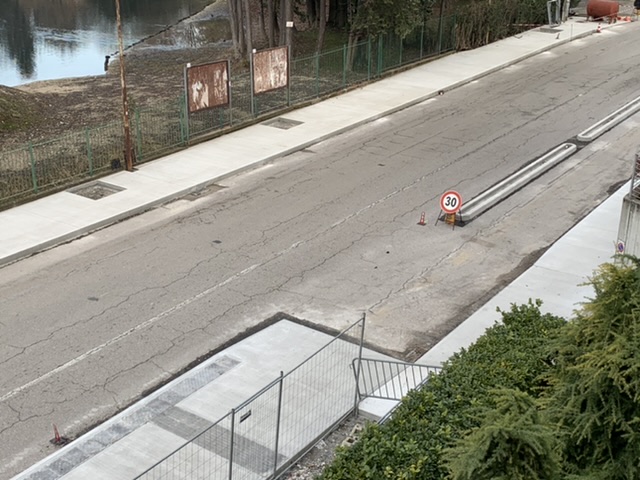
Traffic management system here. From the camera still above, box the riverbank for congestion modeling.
[0,0,233,149]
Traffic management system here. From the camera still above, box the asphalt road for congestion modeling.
[2,27,640,477]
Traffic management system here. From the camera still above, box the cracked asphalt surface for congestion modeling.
[2,27,640,477]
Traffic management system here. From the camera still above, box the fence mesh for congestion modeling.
[135,317,364,480]
[1,16,457,210]
[138,413,233,480]
[630,153,640,202]
[275,323,362,470]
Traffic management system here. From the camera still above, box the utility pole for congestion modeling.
[115,0,134,171]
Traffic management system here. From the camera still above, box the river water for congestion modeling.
[0,0,214,87]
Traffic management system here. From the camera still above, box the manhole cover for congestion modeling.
[262,117,304,130]
[69,181,125,200]
[183,183,226,201]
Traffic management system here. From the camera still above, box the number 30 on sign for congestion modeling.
[440,190,462,214]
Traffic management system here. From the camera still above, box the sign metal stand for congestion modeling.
[435,190,462,229]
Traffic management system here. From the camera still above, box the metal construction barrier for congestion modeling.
[0,16,457,210]
[134,316,365,480]
[353,358,442,401]
[629,153,640,202]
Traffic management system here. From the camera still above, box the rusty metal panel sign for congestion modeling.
[186,61,229,113]
[253,46,289,94]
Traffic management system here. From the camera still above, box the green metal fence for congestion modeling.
[0,121,123,206]
[0,16,456,210]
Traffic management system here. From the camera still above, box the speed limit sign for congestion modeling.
[440,190,462,214]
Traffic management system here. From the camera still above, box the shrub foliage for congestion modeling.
[319,301,564,480]
[320,258,640,479]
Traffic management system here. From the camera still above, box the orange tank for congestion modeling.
[586,0,620,22]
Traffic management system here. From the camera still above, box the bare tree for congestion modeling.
[242,0,254,55]
[316,0,327,52]
[307,0,318,26]
[228,0,255,56]
[258,0,268,45]
[279,0,286,45]
[228,0,241,55]
[266,0,276,46]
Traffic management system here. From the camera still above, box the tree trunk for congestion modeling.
[228,0,241,55]
[241,0,253,57]
[279,0,286,45]
[267,0,275,47]
[258,0,268,45]
[307,0,318,26]
[346,31,358,71]
[237,0,246,54]
[316,0,327,52]
[329,0,348,28]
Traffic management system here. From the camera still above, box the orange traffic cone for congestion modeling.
[596,24,602,33]
[417,212,426,226]
[51,424,69,446]
[53,424,61,443]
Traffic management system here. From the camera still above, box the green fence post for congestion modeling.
[229,64,234,127]
[28,142,38,193]
[437,11,445,53]
[377,36,383,76]
[135,108,142,162]
[287,46,291,107]
[181,94,190,146]
[85,127,93,176]
[367,37,372,80]
[342,44,347,87]
[452,15,457,51]
[315,52,320,97]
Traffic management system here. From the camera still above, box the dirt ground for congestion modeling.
[281,415,366,480]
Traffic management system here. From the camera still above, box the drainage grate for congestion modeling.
[69,181,125,200]
[262,117,304,130]
[539,27,562,33]
[183,183,226,201]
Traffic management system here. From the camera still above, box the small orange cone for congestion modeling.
[596,24,602,33]
[417,212,426,226]
[51,424,69,446]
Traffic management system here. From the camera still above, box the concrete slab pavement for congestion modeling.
[14,320,395,480]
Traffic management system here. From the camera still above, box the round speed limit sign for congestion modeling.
[440,190,462,214]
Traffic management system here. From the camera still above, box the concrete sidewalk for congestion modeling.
[1,18,602,267]
[14,320,394,480]
[6,17,632,480]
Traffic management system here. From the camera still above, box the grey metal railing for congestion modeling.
[134,315,365,480]
[353,358,441,401]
